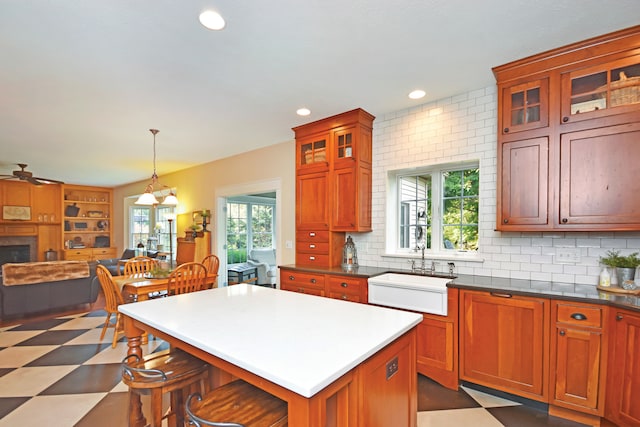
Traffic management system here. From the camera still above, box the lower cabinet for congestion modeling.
[549,301,607,419]
[459,289,550,401]
[63,247,116,261]
[605,309,640,426]
[279,267,367,302]
[416,288,458,390]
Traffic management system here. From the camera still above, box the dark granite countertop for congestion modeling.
[278,264,640,313]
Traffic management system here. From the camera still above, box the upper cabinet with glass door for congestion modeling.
[296,133,330,174]
[561,56,640,123]
[500,78,549,135]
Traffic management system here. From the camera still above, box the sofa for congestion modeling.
[0,260,99,320]
[97,248,159,276]
[246,248,277,286]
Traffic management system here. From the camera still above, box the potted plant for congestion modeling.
[600,250,640,286]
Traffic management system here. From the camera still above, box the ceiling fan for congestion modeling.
[0,163,64,185]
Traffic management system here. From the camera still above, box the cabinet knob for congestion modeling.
[616,314,624,321]
[562,116,569,123]
[503,219,509,224]
[570,313,587,321]
[559,330,566,336]
[562,218,568,223]
[341,282,348,288]
[341,295,348,300]
[504,127,509,133]
[288,275,295,280]
[310,278,316,284]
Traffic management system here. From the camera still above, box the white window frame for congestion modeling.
[386,161,480,259]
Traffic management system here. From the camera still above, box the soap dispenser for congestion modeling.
[599,266,611,288]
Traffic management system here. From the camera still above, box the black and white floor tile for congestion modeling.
[0,310,589,427]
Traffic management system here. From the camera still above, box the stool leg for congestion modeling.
[150,388,164,427]
[128,390,146,427]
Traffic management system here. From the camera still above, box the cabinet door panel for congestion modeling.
[498,137,549,228]
[460,290,549,400]
[296,172,329,229]
[606,311,640,426]
[559,123,640,227]
[553,327,601,410]
[501,78,549,135]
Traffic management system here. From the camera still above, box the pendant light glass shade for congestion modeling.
[134,129,179,206]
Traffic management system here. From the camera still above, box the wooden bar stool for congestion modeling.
[122,349,210,427]
[185,379,288,427]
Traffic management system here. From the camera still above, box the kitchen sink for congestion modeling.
[367,273,453,315]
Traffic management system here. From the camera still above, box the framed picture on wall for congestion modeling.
[3,206,31,221]
[192,209,211,230]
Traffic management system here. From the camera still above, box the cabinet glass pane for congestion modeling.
[610,63,640,108]
[301,140,327,165]
[570,71,607,114]
[510,88,540,126]
[337,133,353,158]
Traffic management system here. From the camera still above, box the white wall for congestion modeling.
[352,85,640,287]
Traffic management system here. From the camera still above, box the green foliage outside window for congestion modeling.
[442,168,479,250]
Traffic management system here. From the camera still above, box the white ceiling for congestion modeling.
[1,1,639,187]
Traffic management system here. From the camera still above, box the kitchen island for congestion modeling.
[120,284,422,427]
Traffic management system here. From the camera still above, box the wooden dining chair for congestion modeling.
[122,349,210,427]
[185,380,288,427]
[123,256,158,276]
[201,254,220,288]
[95,264,126,348]
[167,262,208,296]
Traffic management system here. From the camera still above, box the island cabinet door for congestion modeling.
[359,329,417,427]
[605,309,640,426]
[459,290,550,402]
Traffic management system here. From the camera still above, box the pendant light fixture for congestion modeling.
[135,129,179,206]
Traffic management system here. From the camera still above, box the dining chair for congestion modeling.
[95,264,126,348]
[201,254,220,288]
[167,262,208,296]
[185,380,288,427]
[122,349,210,427]
[123,256,158,276]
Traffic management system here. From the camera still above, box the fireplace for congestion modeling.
[0,236,37,271]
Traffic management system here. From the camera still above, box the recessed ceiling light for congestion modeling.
[199,10,226,30]
[408,90,426,100]
[296,108,311,116]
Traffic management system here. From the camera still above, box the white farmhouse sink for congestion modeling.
[367,273,453,315]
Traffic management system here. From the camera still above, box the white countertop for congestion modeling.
[119,284,422,397]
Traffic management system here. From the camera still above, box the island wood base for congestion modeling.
[124,316,417,427]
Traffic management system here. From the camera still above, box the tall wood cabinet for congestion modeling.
[494,25,640,231]
[293,108,374,267]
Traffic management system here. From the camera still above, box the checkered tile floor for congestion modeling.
[0,310,589,427]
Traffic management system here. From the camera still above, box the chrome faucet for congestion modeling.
[409,245,436,275]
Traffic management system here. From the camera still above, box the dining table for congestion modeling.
[119,284,422,427]
[113,272,218,302]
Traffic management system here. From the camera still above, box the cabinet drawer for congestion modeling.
[296,230,330,242]
[92,247,117,259]
[556,303,602,328]
[296,240,330,253]
[281,271,325,290]
[328,292,362,302]
[64,249,91,261]
[281,283,325,296]
[295,253,330,266]
[327,276,366,295]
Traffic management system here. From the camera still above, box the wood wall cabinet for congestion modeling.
[416,288,458,390]
[605,309,640,426]
[61,184,115,261]
[495,25,640,231]
[293,108,374,267]
[459,289,550,402]
[549,301,607,419]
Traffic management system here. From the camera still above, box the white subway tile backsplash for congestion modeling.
[356,84,637,286]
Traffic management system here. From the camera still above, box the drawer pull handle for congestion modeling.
[309,256,315,261]
[309,232,316,237]
[309,244,316,249]
[341,295,348,300]
[570,313,587,321]
[288,275,295,280]
[616,314,624,321]
[341,282,348,288]
[490,292,512,298]
[559,330,566,336]
[310,278,316,284]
